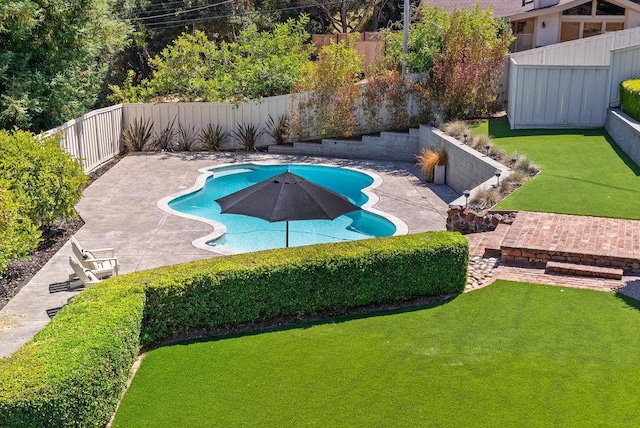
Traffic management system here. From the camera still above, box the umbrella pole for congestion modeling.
[286,221,289,248]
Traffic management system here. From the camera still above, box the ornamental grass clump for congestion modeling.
[471,187,500,209]
[416,147,448,182]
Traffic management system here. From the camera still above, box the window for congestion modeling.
[560,22,580,42]
[596,0,625,15]
[606,22,625,32]
[563,2,592,15]
[583,22,602,37]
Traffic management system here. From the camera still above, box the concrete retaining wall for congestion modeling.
[605,109,640,167]
[418,126,511,196]
[269,129,420,161]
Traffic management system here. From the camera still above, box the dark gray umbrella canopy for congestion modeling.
[215,171,360,246]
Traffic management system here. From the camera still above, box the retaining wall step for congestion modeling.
[545,261,624,280]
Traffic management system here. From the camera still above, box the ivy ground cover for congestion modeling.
[113,281,640,427]
[472,119,640,219]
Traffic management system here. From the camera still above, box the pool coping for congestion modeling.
[156,161,409,255]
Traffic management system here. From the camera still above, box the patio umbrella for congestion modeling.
[215,171,360,247]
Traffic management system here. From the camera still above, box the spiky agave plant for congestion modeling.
[122,117,153,152]
[233,122,265,151]
[198,124,229,151]
[175,122,198,151]
[265,114,289,145]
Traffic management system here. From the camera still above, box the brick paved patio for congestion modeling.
[464,211,640,292]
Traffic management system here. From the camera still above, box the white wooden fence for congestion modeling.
[122,95,292,150]
[508,27,640,129]
[46,104,123,173]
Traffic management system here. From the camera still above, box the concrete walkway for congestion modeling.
[0,152,458,357]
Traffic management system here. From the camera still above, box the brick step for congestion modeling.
[483,223,511,258]
[545,261,624,280]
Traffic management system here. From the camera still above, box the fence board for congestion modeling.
[609,44,640,106]
[46,104,123,172]
[509,65,609,128]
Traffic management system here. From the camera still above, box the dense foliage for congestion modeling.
[110,17,312,103]
[292,35,363,139]
[620,79,640,121]
[0,0,132,131]
[385,4,513,119]
[0,232,468,426]
[0,130,86,276]
[0,184,40,275]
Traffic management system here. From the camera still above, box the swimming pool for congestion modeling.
[160,163,406,253]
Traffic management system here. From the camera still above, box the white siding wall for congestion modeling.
[535,13,561,48]
[508,65,609,128]
[46,104,123,173]
[511,26,640,66]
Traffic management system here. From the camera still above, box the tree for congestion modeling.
[299,0,390,33]
[0,0,132,131]
[291,34,362,139]
[383,4,513,119]
[110,16,312,103]
[431,5,513,118]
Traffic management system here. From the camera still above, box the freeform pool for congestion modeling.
[161,163,406,253]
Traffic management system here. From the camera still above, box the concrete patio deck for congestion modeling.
[0,152,458,358]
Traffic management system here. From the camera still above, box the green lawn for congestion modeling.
[471,119,640,219]
[113,281,640,427]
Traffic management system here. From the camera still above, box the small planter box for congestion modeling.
[434,165,446,185]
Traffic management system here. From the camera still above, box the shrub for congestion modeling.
[198,124,228,151]
[0,183,41,275]
[265,114,289,145]
[149,117,177,151]
[620,79,640,121]
[443,120,470,140]
[291,35,362,140]
[122,117,153,152]
[233,122,265,151]
[0,129,86,226]
[175,123,198,151]
[471,187,500,209]
[514,155,539,175]
[0,232,468,426]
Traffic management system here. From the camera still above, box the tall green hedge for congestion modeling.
[0,232,468,427]
[620,79,640,121]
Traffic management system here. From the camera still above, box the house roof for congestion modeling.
[424,0,640,20]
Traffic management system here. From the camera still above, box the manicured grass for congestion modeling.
[471,118,640,219]
[113,281,640,427]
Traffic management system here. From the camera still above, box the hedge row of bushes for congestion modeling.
[0,232,468,427]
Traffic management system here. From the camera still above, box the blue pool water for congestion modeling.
[168,164,397,253]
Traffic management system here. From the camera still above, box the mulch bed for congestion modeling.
[0,156,123,311]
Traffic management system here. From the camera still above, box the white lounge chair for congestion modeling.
[68,257,102,288]
[70,235,120,279]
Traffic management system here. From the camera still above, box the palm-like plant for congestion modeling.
[149,116,177,151]
[175,123,198,151]
[198,124,228,151]
[265,114,289,145]
[122,117,153,152]
[233,122,265,151]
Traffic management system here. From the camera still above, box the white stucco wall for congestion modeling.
[535,13,561,47]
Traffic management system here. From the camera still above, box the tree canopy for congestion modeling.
[110,16,312,103]
[0,0,132,131]
[384,4,513,119]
